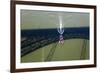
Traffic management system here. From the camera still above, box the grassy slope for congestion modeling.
[21,39,89,63]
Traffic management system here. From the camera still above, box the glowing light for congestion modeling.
[59,15,62,30]
[57,14,64,44]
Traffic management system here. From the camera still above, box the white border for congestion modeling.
[16,4,94,69]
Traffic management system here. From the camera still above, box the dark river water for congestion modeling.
[21,27,89,39]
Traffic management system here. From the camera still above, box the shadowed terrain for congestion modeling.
[21,27,89,62]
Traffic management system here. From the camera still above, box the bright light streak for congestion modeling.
[59,15,62,30]
[58,14,64,35]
